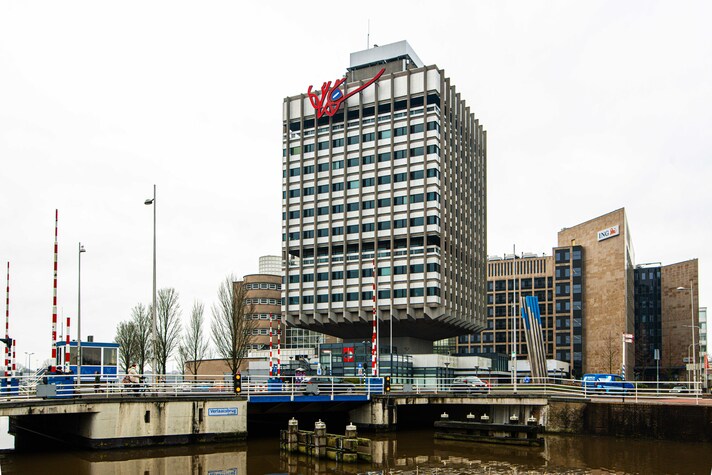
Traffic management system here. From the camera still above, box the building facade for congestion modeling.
[241,274,282,352]
[259,255,282,276]
[281,41,487,355]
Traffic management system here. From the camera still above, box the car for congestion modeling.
[298,377,355,395]
[670,385,690,393]
[451,376,488,394]
[581,373,634,394]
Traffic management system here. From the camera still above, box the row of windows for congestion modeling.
[284,192,441,222]
[287,121,440,156]
[288,217,439,240]
[244,283,281,290]
[244,298,280,305]
[285,287,441,305]
[247,313,282,320]
[285,163,440,186]
[288,263,441,283]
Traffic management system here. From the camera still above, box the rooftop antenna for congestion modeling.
[367,19,370,49]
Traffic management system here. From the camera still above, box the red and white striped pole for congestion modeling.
[65,317,71,369]
[5,262,10,377]
[372,258,378,376]
[268,313,273,377]
[51,210,59,371]
[276,316,281,376]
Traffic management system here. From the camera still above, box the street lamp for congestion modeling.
[145,185,157,379]
[677,281,697,397]
[376,286,394,377]
[24,352,34,374]
[77,242,86,381]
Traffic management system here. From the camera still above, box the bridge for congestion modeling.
[0,375,708,449]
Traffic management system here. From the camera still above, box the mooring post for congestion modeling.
[314,419,326,458]
[288,417,298,452]
[345,421,357,438]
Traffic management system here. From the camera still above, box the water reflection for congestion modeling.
[0,430,711,474]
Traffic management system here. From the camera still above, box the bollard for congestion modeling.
[509,414,520,424]
[440,412,449,420]
[527,415,538,426]
[345,422,357,438]
[466,413,475,420]
[314,419,326,458]
[480,413,490,422]
[287,417,299,452]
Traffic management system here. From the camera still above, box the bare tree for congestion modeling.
[152,288,182,376]
[131,303,152,374]
[211,276,256,375]
[115,320,138,373]
[602,331,621,374]
[178,301,210,379]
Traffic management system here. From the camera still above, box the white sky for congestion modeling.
[1,1,710,371]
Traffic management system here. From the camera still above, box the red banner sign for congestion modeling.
[308,68,385,119]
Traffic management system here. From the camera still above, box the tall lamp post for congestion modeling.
[77,242,86,380]
[677,281,697,400]
[145,185,157,380]
[24,352,34,374]
[376,286,394,377]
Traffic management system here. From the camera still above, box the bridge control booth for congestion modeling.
[38,340,119,397]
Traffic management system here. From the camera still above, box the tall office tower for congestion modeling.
[281,41,487,357]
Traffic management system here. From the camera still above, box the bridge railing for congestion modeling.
[0,374,706,402]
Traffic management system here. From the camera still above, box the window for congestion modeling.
[304,144,315,153]
[427,121,440,132]
[378,198,391,207]
[289,274,300,283]
[332,204,343,213]
[362,223,375,232]
[378,267,391,276]
[426,263,441,272]
[289,167,301,177]
[427,144,440,155]
[378,130,391,139]
[288,232,299,240]
[303,230,314,239]
[427,287,440,296]
[303,295,314,304]
[332,138,344,148]
[82,347,101,366]
[409,170,424,180]
[317,206,329,215]
[289,146,301,155]
[303,273,314,282]
[409,147,424,157]
[347,180,359,189]
[303,187,315,196]
[393,265,407,275]
[362,155,375,165]
[427,168,440,178]
[362,177,375,187]
[362,268,373,277]
[410,123,424,133]
[362,200,375,209]
[332,182,344,192]
[347,135,359,145]
[318,141,329,150]
[427,215,440,225]
[394,196,406,205]
[332,293,344,302]
[288,189,300,198]
[347,202,359,211]
[362,132,375,142]
[303,165,315,175]
[378,289,390,299]
[347,225,359,234]
[103,348,117,366]
[332,271,343,279]
[410,193,424,203]
[410,287,424,297]
[394,150,407,159]
[288,210,300,219]
[394,289,407,298]
[410,217,424,226]
[378,152,391,162]
[288,296,299,305]
[332,226,344,235]
[427,192,440,202]
[317,272,329,281]
[347,292,360,301]
[317,294,329,303]
[346,269,359,279]
[394,172,407,183]
[377,221,391,230]
[317,228,329,237]
[394,126,407,136]
[317,162,329,172]
[347,157,359,168]
[393,219,407,229]
[332,160,344,170]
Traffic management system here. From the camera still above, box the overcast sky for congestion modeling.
[1,1,710,371]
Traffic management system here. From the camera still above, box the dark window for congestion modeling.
[303,230,314,239]
[346,225,359,234]
[332,226,343,235]
[288,210,300,219]
[331,293,343,302]
[362,155,375,164]
[409,147,424,157]
[362,200,375,209]
[410,170,424,180]
[347,202,359,211]
[288,189,300,198]
[317,163,329,172]
[317,185,328,194]
[346,270,359,279]
[378,130,391,140]
[426,144,440,155]
[410,217,424,226]
[347,135,359,145]
[393,219,407,229]
[316,294,328,303]
[332,204,343,213]
[317,206,329,215]
[394,172,407,183]
[410,287,424,297]
[378,175,391,185]
[378,198,391,207]
[302,295,313,304]
[427,192,440,202]
[362,223,375,232]
[332,182,344,192]
[394,196,406,205]
[410,123,424,133]
[317,228,329,237]
[378,152,391,162]
[317,272,329,281]
[427,168,440,178]
[289,167,300,177]
[362,177,375,187]
[394,127,407,136]
[304,144,315,153]
[332,271,343,279]
[362,132,375,142]
[332,138,344,148]
[347,180,359,189]
[318,141,329,150]
[347,157,359,167]
[410,193,424,203]
[394,150,407,159]
[303,165,315,174]
[427,121,440,132]
[377,221,391,230]
[332,160,344,170]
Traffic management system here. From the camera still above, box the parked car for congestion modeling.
[670,385,690,393]
[581,373,634,394]
[451,376,488,393]
[298,377,355,395]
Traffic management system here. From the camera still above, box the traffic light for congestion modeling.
[234,373,242,394]
[384,376,391,393]
[0,337,12,348]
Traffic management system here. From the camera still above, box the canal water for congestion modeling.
[0,426,711,474]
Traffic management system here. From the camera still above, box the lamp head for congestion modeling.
[676,286,687,291]
[144,199,154,205]
[79,244,86,253]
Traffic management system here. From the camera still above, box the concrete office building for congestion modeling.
[258,255,282,276]
[282,41,487,356]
